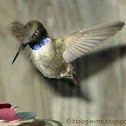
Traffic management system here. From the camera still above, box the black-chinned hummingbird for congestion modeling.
[9,20,125,85]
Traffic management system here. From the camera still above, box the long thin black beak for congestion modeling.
[12,41,30,65]
[12,39,39,64]
[12,44,24,64]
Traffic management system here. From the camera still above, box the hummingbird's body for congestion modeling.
[9,20,125,85]
[30,37,70,78]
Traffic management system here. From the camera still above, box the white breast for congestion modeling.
[30,41,55,78]
[31,41,52,60]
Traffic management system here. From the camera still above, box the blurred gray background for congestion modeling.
[0,0,126,126]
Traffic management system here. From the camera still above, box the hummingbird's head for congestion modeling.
[12,20,49,64]
[22,20,48,43]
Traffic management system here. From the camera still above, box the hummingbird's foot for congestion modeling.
[73,75,80,85]
[65,72,80,85]
[70,74,80,85]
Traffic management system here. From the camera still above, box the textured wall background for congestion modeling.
[0,0,126,126]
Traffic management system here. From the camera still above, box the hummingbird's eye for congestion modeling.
[35,30,38,33]
[32,33,37,39]
[32,30,39,39]
[35,30,38,35]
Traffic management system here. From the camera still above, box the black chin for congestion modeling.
[28,39,40,48]
[29,32,48,48]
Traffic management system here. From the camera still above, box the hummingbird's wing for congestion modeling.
[9,22,24,42]
[9,22,31,59]
[63,21,125,63]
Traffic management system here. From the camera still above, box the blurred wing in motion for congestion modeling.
[63,21,125,63]
[9,22,31,58]
[9,22,24,42]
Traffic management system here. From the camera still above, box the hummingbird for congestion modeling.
[9,20,125,85]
